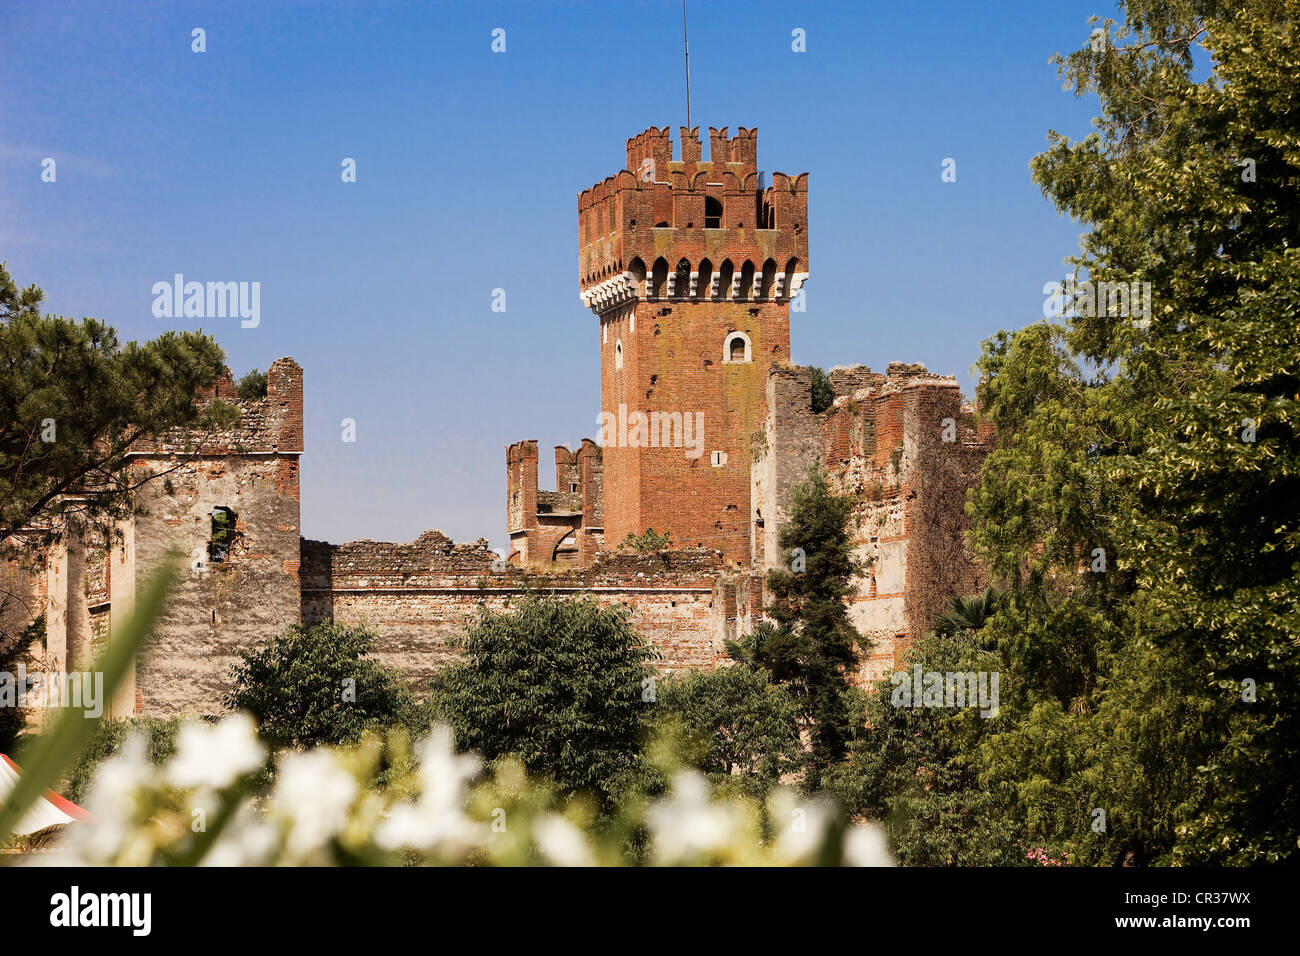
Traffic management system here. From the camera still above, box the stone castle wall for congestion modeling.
[301,533,729,685]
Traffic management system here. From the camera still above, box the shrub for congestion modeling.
[656,663,804,799]
[63,716,181,803]
[426,596,658,807]
[225,622,420,750]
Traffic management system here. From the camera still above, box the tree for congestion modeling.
[656,663,803,799]
[0,263,233,546]
[425,596,658,807]
[966,0,1300,863]
[225,622,419,750]
[236,368,267,401]
[826,616,1020,866]
[809,366,835,414]
[730,466,862,789]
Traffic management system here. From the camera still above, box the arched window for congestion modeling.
[716,260,734,299]
[552,533,579,564]
[628,257,646,296]
[705,196,722,229]
[615,339,624,370]
[650,258,669,298]
[674,258,691,296]
[697,259,713,298]
[739,261,756,299]
[724,331,752,364]
[759,259,777,299]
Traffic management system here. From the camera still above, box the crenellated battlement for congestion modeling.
[506,438,604,566]
[579,126,809,312]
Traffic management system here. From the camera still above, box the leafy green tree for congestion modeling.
[0,615,43,753]
[426,596,658,807]
[225,622,419,750]
[967,0,1300,864]
[236,368,268,401]
[730,466,862,789]
[656,663,803,799]
[0,263,233,545]
[826,621,1020,866]
[809,366,835,414]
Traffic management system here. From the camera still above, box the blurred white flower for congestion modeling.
[199,799,280,867]
[768,788,837,865]
[843,822,894,867]
[66,733,155,864]
[165,713,266,790]
[533,814,594,867]
[273,749,358,860]
[374,726,484,856]
[647,771,748,865]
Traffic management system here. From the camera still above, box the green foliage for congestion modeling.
[809,366,835,414]
[0,558,176,843]
[0,614,44,753]
[656,663,803,799]
[0,263,232,544]
[63,716,181,803]
[236,368,268,401]
[224,622,420,750]
[619,528,673,553]
[962,0,1300,864]
[730,465,862,789]
[425,596,659,807]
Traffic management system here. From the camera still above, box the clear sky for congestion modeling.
[2,0,1105,550]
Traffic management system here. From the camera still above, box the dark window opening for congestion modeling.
[705,197,722,229]
[209,506,237,563]
[675,258,691,293]
[730,336,746,362]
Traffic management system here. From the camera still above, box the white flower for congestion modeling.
[646,771,747,865]
[272,749,358,860]
[374,726,484,856]
[533,814,594,867]
[164,713,266,790]
[202,805,280,867]
[842,823,894,867]
[768,787,838,865]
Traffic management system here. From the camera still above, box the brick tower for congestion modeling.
[578,126,809,566]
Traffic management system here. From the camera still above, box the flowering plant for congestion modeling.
[30,713,892,867]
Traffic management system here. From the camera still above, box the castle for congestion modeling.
[3,127,991,720]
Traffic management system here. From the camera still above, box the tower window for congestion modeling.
[723,331,752,364]
[705,197,722,229]
[711,451,728,467]
[615,339,624,370]
[209,506,237,563]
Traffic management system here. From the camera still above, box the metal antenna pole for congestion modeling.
[683,0,691,129]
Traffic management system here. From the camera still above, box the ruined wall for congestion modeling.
[507,439,604,566]
[126,358,304,716]
[302,531,727,685]
[750,363,992,682]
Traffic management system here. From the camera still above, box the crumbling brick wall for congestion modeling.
[749,363,993,682]
[302,532,728,686]
[126,358,304,716]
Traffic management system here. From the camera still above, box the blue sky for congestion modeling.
[2,0,1107,549]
